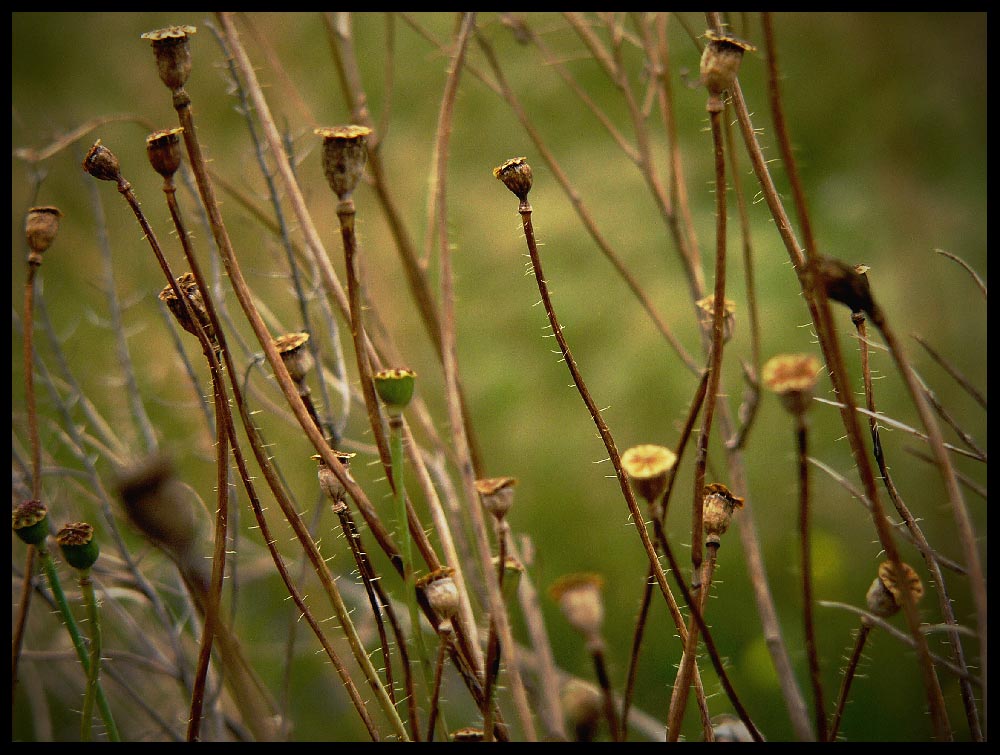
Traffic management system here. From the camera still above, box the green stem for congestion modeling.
[389,413,435,734]
[79,569,101,741]
[38,549,119,740]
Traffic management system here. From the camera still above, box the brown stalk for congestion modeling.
[745,11,953,739]
[912,334,986,411]
[827,623,871,741]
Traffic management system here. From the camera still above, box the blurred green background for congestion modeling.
[12,12,986,742]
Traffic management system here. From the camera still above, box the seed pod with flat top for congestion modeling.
[141,26,197,91]
[146,127,185,179]
[865,561,924,621]
[493,156,533,204]
[549,573,605,649]
[702,483,745,547]
[25,206,62,265]
[621,444,677,504]
[13,499,49,547]
[700,30,756,110]
[416,567,460,632]
[475,476,518,523]
[762,353,822,417]
[56,522,99,571]
[274,332,314,383]
[313,451,357,511]
[315,125,372,201]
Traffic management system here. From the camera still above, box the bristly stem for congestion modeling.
[78,569,102,741]
[827,623,871,740]
[796,413,827,740]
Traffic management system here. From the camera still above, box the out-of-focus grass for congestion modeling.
[12,12,985,741]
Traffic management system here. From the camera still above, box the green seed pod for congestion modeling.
[373,368,417,415]
[315,125,372,201]
[56,522,100,571]
[13,499,49,546]
[141,26,197,91]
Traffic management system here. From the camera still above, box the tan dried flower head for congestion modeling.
[493,156,533,202]
[416,567,460,629]
[25,206,63,262]
[274,332,314,383]
[865,561,924,620]
[315,125,373,200]
[549,573,605,645]
[313,451,356,509]
[762,353,822,416]
[695,295,737,344]
[475,476,518,522]
[621,444,677,503]
[450,727,485,742]
[158,272,215,346]
[702,482,745,546]
[700,29,756,108]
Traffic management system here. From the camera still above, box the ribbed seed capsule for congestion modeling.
[315,125,372,201]
[141,26,197,91]
[146,127,185,179]
[158,272,216,347]
[25,206,63,265]
[13,499,49,546]
[56,522,100,571]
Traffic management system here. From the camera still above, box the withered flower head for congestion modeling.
[865,561,924,620]
[56,522,100,571]
[493,156,533,203]
[621,444,677,504]
[700,29,756,109]
[808,256,876,318]
[762,353,822,417]
[315,125,372,201]
[416,566,460,630]
[25,206,63,262]
[549,573,605,648]
[274,332,314,383]
[702,482,744,546]
[13,499,49,546]
[146,127,185,179]
[141,25,197,91]
[116,454,199,559]
[82,140,123,183]
[158,272,215,346]
[475,476,518,522]
[695,295,737,344]
[313,451,356,510]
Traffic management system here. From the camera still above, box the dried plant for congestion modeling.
[12,12,985,743]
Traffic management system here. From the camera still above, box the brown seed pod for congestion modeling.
[313,451,357,510]
[146,127,185,179]
[82,140,123,183]
[695,294,737,344]
[700,29,756,110]
[549,573,605,648]
[416,566,460,631]
[25,206,63,264]
[141,25,197,91]
[865,561,924,620]
[158,272,216,346]
[493,156,533,203]
[702,482,745,546]
[274,332,314,383]
[808,256,876,318]
[116,454,199,560]
[315,125,372,201]
[475,476,518,522]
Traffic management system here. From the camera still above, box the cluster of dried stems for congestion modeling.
[12,12,986,743]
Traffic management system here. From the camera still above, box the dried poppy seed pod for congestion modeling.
[56,522,99,571]
[549,573,605,650]
[493,156,533,207]
[82,140,123,184]
[146,127,185,179]
[25,206,63,265]
[695,295,737,344]
[274,332,314,383]
[13,499,49,547]
[700,30,756,111]
[141,26,197,91]
[314,451,357,511]
[450,727,485,742]
[373,368,417,418]
[416,567,460,632]
[865,561,924,621]
[808,256,876,318]
[158,272,216,347]
[315,125,372,202]
[702,483,745,547]
[762,353,822,417]
[621,444,677,504]
[116,454,199,560]
[560,679,603,743]
[475,476,518,523]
